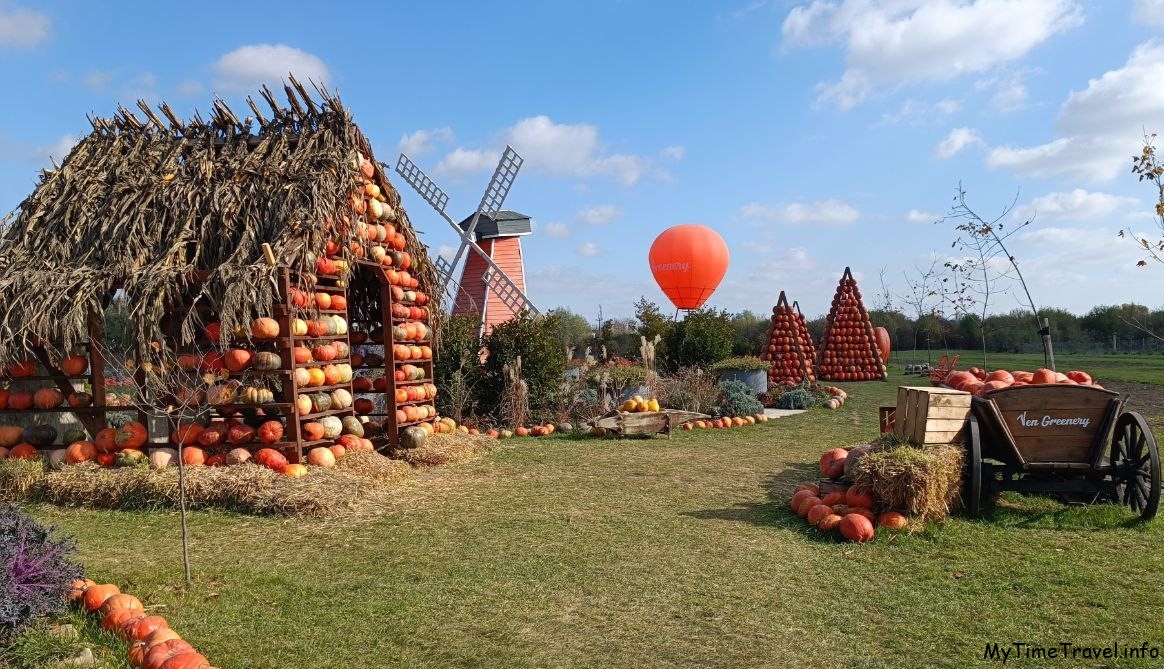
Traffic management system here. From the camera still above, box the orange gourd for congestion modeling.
[65,441,97,464]
[100,593,144,616]
[83,583,121,612]
[252,317,280,339]
[839,513,875,542]
[60,354,89,376]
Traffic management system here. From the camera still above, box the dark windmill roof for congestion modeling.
[457,210,532,241]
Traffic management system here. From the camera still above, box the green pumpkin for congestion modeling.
[252,352,282,371]
[400,426,427,449]
[115,449,147,467]
[23,424,57,447]
[62,428,87,444]
[310,392,332,413]
[341,415,364,437]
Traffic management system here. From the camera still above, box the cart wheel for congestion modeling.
[963,415,983,518]
[1111,411,1161,521]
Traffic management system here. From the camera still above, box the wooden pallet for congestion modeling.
[590,410,709,437]
[894,385,971,446]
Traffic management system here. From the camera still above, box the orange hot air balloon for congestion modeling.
[649,225,730,310]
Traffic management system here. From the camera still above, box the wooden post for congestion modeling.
[1041,317,1056,372]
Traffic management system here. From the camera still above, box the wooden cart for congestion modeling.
[964,384,1160,520]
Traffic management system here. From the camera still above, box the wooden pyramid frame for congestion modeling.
[815,267,887,382]
[762,291,816,386]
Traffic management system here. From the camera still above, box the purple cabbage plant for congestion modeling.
[0,504,84,641]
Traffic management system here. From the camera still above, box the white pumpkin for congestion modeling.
[336,364,354,383]
[330,388,353,410]
[319,416,343,439]
[226,448,251,465]
[150,448,177,469]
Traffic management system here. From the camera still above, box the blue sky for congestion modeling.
[1,0,1162,321]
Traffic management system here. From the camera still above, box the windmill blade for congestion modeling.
[478,146,523,217]
[483,267,539,316]
[395,154,452,219]
[433,254,458,296]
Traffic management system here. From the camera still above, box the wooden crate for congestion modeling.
[894,386,971,446]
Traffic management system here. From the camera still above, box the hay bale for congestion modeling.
[850,443,964,522]
[0,460,45,502]
[28,453,415,517]
[402,433,496,467]
[336,451,412,485]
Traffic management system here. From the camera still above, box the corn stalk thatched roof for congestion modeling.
[0,78,435,363]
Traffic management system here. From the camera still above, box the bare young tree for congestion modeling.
[94,341,220,586]
[898,261,946,362]
[940,183,1048,369]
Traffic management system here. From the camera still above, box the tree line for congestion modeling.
[547,299,1164,367]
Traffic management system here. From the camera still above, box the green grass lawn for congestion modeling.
[17,361,1164,668]
[891,349,1164,385]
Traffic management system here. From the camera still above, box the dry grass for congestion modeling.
[2,451,418,518]
[401,433,499,467]
[850,442,965,522]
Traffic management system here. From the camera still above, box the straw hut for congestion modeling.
[0,79,439,460]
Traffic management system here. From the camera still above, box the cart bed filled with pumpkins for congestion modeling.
[924,368,1163,521]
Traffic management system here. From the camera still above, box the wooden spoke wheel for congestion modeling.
[963,415,983,518]
[1110,411,1161,521]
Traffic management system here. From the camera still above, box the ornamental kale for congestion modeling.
[715,380,764,418]
[0,504,84,640]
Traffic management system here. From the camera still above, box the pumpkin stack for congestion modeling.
[761,291,816,385]
[792,301,817,365]
[814,267,886,382]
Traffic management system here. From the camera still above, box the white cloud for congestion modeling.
[574,204,622,225]
[213,44,330,91]
[731,1,770,19]
[176,80,204,97]
[37,134,78,164]
[543,222,570,239]
[434,115,659,185]
[985,41,1164,183]
[783,0,1083,109]
[398,127,453,157]
[577,242,601,257]
[83,70,114,92]
[934,127,984,158]
[436,148,499,177]
[0,2,49,48]
[1133,0,1164,27]
[906,209,940,223]
[741,199,860,226]
[661,145,686,160]
[1012,189,1142,222]
[881,98,961,124]
[436,244,457,259]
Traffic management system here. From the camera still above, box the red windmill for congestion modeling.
[396,146,537,337]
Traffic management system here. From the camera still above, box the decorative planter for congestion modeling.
[718,369,768,394]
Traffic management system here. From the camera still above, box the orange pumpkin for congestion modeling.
[102,609,141,634]
[7,391,32,410]
[7,360,36,378]
[845,485,874,509]
[819,448,848,478]
[129,615,169,642]
[224,349,253,372]
[306,447,336,467]
[60,354,89,376]
[807,503,833,525]
[142,628,182,649]
[877,512,908,529]
[116,422,149,450]
[182,447,206,466]
[83,583,121,612]
[796,496,823,517]
[65,441,97,464]
[100,593,144,616]
[821,491,846,506]
[170,423,204,446]
[302,422,325,441]
[817,513,843,532]
[32,387,63,409]
[293,346,312,364]
[252,317,280,339]
[8,443,38,460]
[1032,368,1057,384]
[282,463,308,478]
[142,639,195,669]
[68,578,95,601]
[839,513,875,542]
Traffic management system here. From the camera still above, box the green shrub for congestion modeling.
[664,308,734,369]
[481,312,568,422]
[434,314,485,422]
[709,356,769,373]
[776,388,816,410]
[715,379,763,417]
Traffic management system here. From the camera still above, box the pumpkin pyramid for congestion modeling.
[815,268,886,382]
[761,291,816,385]
[792,300,817,365]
